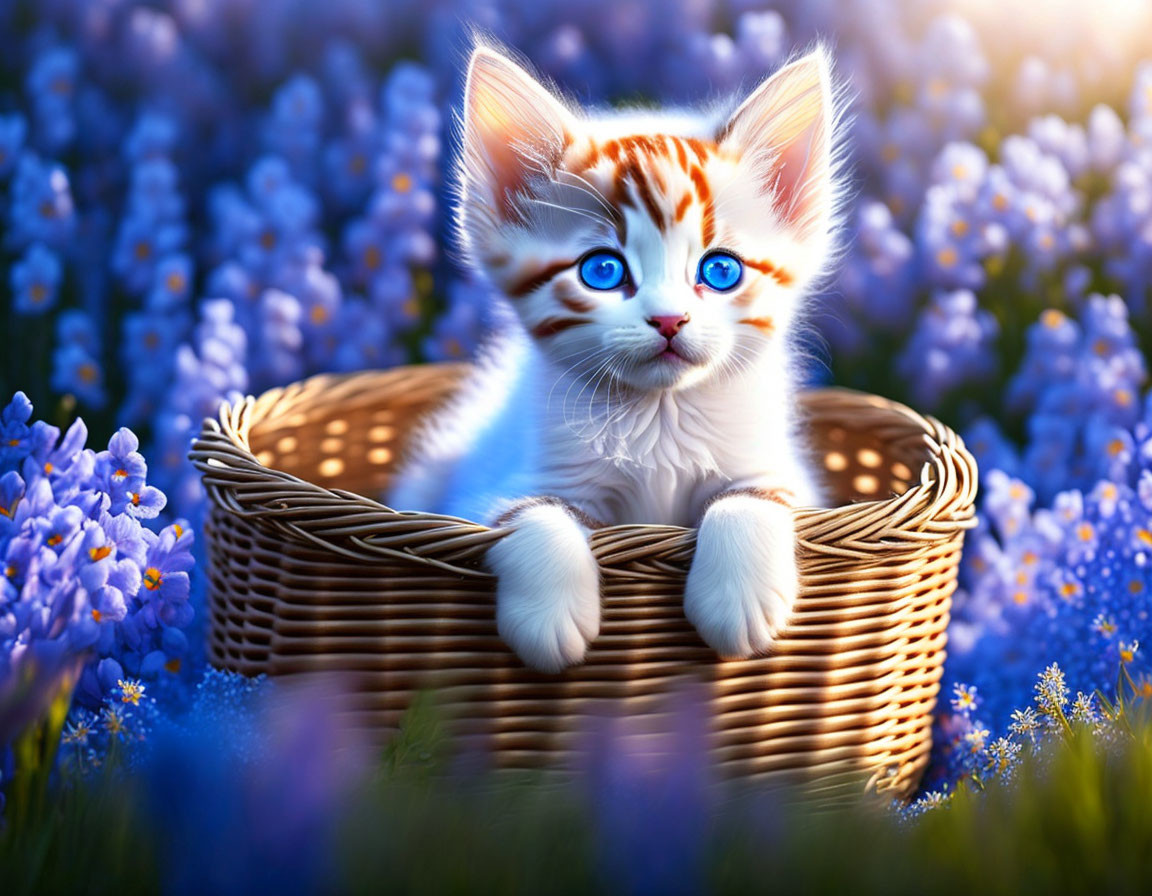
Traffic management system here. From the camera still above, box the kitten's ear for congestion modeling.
[462,47,576,221]
[718,49,836,239]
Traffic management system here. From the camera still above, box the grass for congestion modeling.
[3,696,1152,894]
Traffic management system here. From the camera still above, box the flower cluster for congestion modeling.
[912,663,1128,808]
[0,392,193,750]
[4,0,1152,802]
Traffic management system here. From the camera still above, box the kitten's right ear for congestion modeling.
[462,48,576,221]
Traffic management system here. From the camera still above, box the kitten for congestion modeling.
[389,43,842,673]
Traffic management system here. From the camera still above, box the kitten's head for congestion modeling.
[458,43,843,392]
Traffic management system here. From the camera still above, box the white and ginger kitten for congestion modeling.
[390,44,844,673]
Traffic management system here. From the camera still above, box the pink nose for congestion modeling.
[647,313,690,340]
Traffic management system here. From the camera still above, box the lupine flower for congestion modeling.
[10,243,61,315]
[7,0,1152,804]
[1,393,195,724]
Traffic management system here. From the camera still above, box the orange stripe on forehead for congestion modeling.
[744,258,795,287]
[684,137,711,164]
[688,165,709,201]
[688,166,715,245]
[530,316,589,338]
[614,149,665,231]
[506,259,575,298]
[671,136,689,171]
[674,192,692,222]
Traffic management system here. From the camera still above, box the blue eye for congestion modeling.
[579,251,628,290]
[697,251,743,291]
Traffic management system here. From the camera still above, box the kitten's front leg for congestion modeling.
[684,487,798,659]
[487,499,601,673]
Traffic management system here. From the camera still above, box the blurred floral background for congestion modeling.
[4,0,1152,888]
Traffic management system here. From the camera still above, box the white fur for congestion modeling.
[486,503,600,673]
[389,44,844,671]
[684,495,798,657]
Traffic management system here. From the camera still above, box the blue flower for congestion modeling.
[0,113,27,178]
[1,392,34,467]
[140,524,193,627]
[8,153,75,249]
[26,47,78,151]
[11,242,61,315]
[146,253,194,311]
[51,344,107,410]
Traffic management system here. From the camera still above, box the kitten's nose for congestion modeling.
[647,313,690,340]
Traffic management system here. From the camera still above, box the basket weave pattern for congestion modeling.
[191,364,977,798]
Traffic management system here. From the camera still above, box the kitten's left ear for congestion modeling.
[718,48,836,239]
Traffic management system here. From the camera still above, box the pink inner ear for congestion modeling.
[769,112,828,237]
[719,55,833,239]
[464,52,574,222]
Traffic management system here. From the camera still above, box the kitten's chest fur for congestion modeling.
[537,359,816,526]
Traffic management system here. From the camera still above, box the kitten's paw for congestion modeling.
[487,504,600,673]
[684,495,798,659]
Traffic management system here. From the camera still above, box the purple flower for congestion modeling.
[140,524,193,627]
[1,392,34,467]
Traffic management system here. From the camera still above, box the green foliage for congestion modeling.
[3,697,1152,894]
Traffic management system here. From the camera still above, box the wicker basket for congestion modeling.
[190,364,977,798]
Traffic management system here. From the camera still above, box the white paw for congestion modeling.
[684,495,798,659]
[487,504,600,673]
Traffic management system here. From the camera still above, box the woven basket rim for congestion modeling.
[189,365,978,579]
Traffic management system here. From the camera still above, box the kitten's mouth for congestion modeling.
[652,343,691,364]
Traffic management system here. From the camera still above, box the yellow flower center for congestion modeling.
[143,566,163,591]
[89,545,113,561]
[392,172,413,193]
